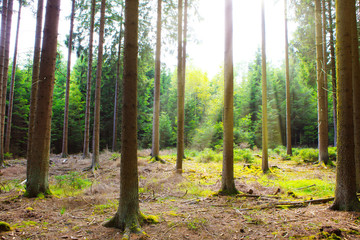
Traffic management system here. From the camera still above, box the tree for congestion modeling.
[4,0,22,154]
[104,0,146,236]
[261,0,269,172]
[315,0,328,164]
[176,0,184,173]
[221,0,237,195]
[112,5,124,152]
[330,0,360,211]
[61,0,75,158]
[90,0,106,169]
[82,0,95,159]
[1,0,14,160]
[284,0,292,156]
[27,0,44,172]
[26,0,61,197]
[328,0,336,147]
[0,0,7,167]
[151,0,162,160]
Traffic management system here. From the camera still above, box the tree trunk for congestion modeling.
[112,12,124,153]
[221,0,237,195]
[1,0,13,161]
[4,0,22,154]
[315,0,328,165]
[330,0,360,211]
[261,0,269,173]
[0,0,7,167]
[176,0,184,173]
[61,0,75,158]
[26,0,60,198]
[104,0,143,234]
[151,0,162,159]
[351,0,360,193]
[82,0,95,159]
[90,0,106,170]
[27,0,44,175]
[328,0,336,147]
[284,0,292,156]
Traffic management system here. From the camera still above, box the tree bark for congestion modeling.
[61,0,75,158]
[328,0,336,147]
[261,0,269,173]
[26,0,60,197]
[1,0,13,161]
[27,0,44,175]
[176,0,184,173]
[90,0,106,170]
[0,0,7,167]
[4,0,22,154]
[82,0,95,159]
[151,0,162,159]
[315,0,328,165]
[112,5,124,153]
[330,0,360,211]
[104,0,143,234]
[284,0,292,156]
[221,0,237,195]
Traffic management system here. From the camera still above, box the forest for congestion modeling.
[1,0,360,239]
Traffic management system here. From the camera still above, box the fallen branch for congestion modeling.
[237,197,335,211]
[295,184,316,190]
[236,194,281,199]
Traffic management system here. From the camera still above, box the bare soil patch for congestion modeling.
[1,150,360,239]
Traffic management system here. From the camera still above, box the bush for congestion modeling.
[234,148,254,163]
[298,148,318,162]
[328,147,337,161]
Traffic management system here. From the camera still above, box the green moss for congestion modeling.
[0,221,11,232]
[141,212,159,224]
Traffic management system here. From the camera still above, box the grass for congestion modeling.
[51,172,92,197]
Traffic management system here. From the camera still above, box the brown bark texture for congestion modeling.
[5,0,22,154]
[330,0,360,211]
[91,0,106,169]
[104,0,142,233]
[0,0,7,166]
[151,0,162,159]
[261,0,269,173]
[26,0,60,197]
[221,0,237,194]
[82,0,95,159]
[284,0,292,156]
[61,0,75,158]
[176,0,184,173]
[315,0,329,164]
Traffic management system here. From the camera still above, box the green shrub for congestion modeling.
[298,148,318,162]
[328,147,337,161]
[234,148,254,163]
[52,172,92,196]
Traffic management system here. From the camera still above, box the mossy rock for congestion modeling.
[0,221,11,232]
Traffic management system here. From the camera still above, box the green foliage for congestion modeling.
[234,148,254,163]
[298,148,318,162]
[186,218,207,231]
[52,172,92,196]
[4,152,13,160]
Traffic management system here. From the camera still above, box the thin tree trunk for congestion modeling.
[27,0,44,175]
[104,0,143,235]
[261,0,268,173]
[176,0,184,173]
[61,0,75,158]
[315,0,328,165]
[285,0,292,156]
[4,0,21,154]
[112,5,124,153]
[1,0,13,161]
[221,0,237,195]
[26,0,60,198]
[0,0,7,167]
[90,0,106,170]
[328,0,336,147]
[330,0,360,211]
[82,0,95,159]
[151,0,162,159]
[322,0,328,135]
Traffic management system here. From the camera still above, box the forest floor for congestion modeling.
[1,149,360,239]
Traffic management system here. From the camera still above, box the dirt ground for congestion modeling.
[1,150,360,240]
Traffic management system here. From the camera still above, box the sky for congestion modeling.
[10,0,295,78]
